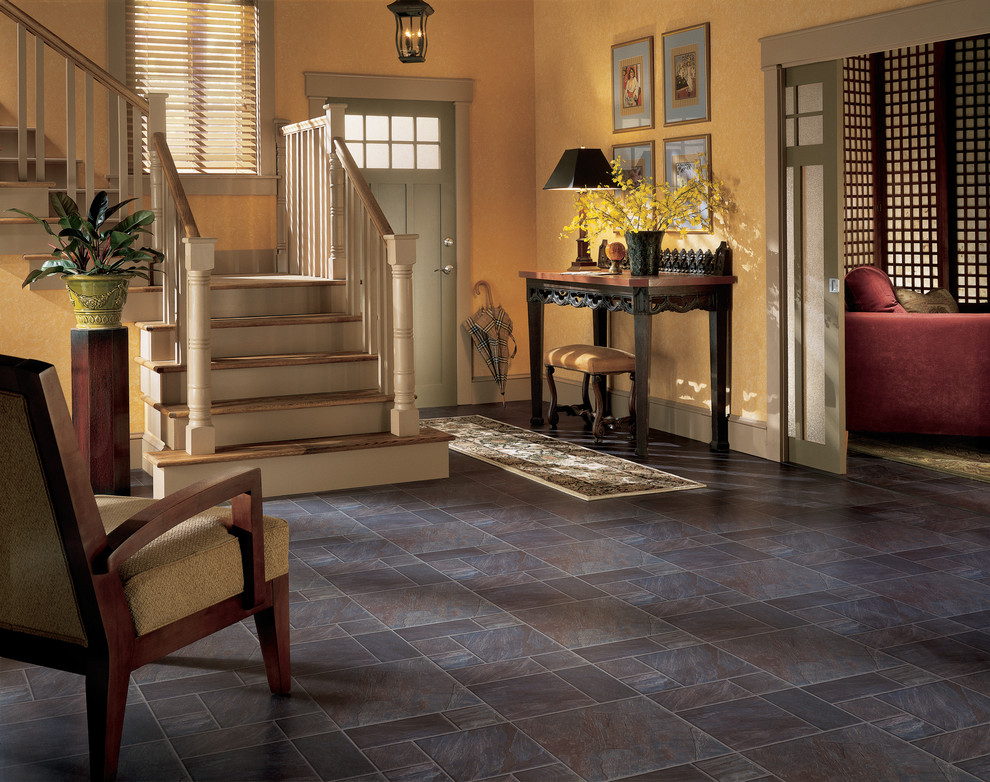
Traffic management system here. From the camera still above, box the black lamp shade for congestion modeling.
[387,0,434,63]
[543,148,614,190]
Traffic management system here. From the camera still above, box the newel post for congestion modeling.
[385,234,419,436]
[324,102,347,280]
[184,237,216,455]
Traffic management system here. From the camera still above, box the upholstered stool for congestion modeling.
[545,344,636,443]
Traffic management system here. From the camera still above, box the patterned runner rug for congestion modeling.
[422,415,704,501]
[849,433,990,483]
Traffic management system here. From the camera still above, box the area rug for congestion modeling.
[421,415,704,500]
[849,433,990,483]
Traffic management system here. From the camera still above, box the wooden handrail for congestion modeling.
[0,0,150,115]
[280,117,328,136]
[153,132,199,238]
[333,137,393,237]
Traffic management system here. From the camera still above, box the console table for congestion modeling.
[520,269,736,457]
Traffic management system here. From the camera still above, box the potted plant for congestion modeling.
[562,157,728,275]
[11,190,163,329]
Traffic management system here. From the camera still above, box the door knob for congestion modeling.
[443,237,454,247]
[434,264,455,275]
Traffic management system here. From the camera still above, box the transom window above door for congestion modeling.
[344,114,441,170]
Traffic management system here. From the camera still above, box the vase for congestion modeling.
[64,275,130,329]
[625,231,663,276]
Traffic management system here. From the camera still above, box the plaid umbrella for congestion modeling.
[463,281,517,406]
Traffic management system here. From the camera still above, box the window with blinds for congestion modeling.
[126,0,259,174]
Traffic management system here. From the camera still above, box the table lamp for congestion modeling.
[543,147,615,270]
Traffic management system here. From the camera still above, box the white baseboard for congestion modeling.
[467,373,531,405]
[545,376,773,461]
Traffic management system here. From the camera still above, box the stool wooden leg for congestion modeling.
[591,373,606,443]
[546,365,559,428]
[580,373,591,411]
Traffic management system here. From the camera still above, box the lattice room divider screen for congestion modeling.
[955,37,989,305]
[842,37,988,307]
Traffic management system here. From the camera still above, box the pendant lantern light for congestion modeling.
[387,0,434,63]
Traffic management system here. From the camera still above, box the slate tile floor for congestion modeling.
[3,402,990,781]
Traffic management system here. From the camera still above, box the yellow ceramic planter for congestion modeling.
[63,275,130,329]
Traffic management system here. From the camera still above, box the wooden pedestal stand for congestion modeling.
[71,327,130,495]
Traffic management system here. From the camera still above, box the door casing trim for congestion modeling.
[304,72,476,405]
[760,0,990,463]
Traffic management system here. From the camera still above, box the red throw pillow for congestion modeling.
[844,266,906,312]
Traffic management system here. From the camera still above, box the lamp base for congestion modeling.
[567,259,598,271]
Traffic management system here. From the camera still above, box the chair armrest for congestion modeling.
[93,467,266,608]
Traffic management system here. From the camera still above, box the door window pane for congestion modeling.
[417,116,440,142]
[417,144,440,169]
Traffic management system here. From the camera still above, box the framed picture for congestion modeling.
[663,134,712,233]
[661,23,710,126]
[611,37,654,133]
[611,141,655,184]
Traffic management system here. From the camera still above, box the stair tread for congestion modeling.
[144,426,453,467]
[211,312,361,328]
[137,351,379,373]
[0,215,59,223]
[0,181,57,188]
[211,274,344,289]
[144,389,392,418]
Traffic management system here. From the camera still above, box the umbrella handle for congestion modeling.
[473,280,494,310]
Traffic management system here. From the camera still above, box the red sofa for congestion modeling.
[844,266,990,436]
[845,312,990,435]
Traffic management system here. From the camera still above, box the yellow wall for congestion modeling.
[271,0,538,347]
[533,0,924,426]
[0,0,936,442]
[1,0,536,431]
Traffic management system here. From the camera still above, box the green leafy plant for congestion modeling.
[12,191,164,287]
[562,156,729,240]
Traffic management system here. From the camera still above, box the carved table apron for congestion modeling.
[520,270,736,457]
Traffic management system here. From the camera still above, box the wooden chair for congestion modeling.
[545,344,636,443]
[0,355,291,782]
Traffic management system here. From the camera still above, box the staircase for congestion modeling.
[1,0,451,499]
[136,273,451,496]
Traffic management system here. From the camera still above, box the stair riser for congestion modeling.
[211,320,364,358]
[141,360,381,402]
[210,285,346,317]
[0,185,51,213]
[147,401,391,450]
[0,222,56,256]
[144,439,450,498]
[0,160,85,190]
[0,127,39,149]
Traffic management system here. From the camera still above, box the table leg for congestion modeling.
[633,289,652,457]
[592,307,609,417]
[709,288,730,451]
[527,284,545,426]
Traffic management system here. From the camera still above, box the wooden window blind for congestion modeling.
[955,36,989,305]
[843,55,876,269]
[126,0,259,174]
[884,44,940,293]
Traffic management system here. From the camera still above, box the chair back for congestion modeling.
[0,355,108,647]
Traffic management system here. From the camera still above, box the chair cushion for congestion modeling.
[545,344,635,374]
[895,287,960,313]
[96,496,290,636]
[844,266,906,312]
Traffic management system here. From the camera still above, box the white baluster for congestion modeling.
[184,237,216,455]
[64,60,76,202]
[385,234,419,436]
[34,37,44,182]
[275,120,288,273]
